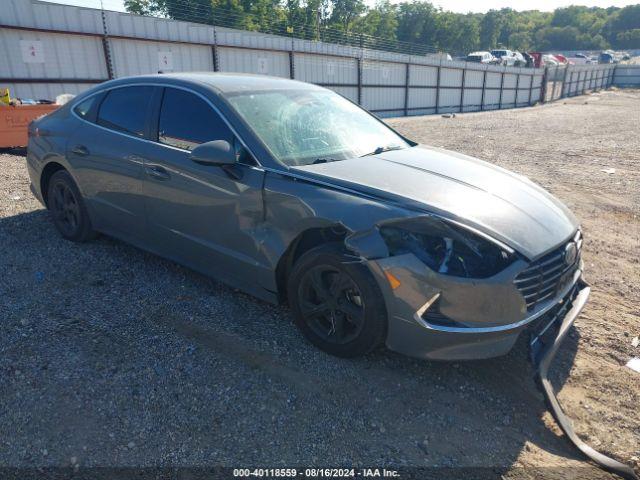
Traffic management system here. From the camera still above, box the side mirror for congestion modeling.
[189,140,236,166]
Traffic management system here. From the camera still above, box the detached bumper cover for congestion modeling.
[532,279,638,480]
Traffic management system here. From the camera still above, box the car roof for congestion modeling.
[105,72,323,94]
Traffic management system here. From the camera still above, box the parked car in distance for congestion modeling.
[552,54,570,65]
[491,49,526,67]
[568,53,590,65]
[599,52,614,64]
[491,49,516,66]
[27,73,587,363]
[522,52,535,68]
[529,52,545,68]
[466,51,495,64]
[512,51,527,67]
[542,54,560,66]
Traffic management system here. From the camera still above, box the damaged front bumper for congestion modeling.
[367,253,560,361]
[367,250,637,479]
[532,279,638,480]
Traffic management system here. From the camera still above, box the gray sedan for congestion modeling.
[26,73,587,361]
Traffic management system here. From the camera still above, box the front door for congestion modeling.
[142,86,268,292]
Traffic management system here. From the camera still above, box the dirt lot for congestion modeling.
[1,89,638,478]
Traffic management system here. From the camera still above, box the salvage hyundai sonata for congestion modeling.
[27,73,588,361]
[29,74,639,479]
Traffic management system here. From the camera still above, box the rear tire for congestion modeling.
[47,170,96,242]
[287,244,387,358]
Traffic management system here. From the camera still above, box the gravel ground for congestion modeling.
[1,89,638,479]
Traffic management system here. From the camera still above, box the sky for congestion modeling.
[43,0,640,13]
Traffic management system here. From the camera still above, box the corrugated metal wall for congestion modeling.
[217,47,289,78]
[0,0,619,118]
[110,38,213,76]
[613,65,640,87]
[0,27,107,80]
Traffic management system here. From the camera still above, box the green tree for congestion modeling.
[535,26,581,50]
[508,31,531,51]
[479,10,503,48]
[605,5,640,47]
[395,1,438,45]
[615,29,640,48]
[329,0,366,33]
[123,0,164,16]
[434,12,479,53]
[123,0,640,56]
[352,1,398,41]
[211,0,245,29]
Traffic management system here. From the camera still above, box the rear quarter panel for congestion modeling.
[27,105,81,203]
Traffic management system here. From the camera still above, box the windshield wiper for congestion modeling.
[311,158,342,164]
[360,145,405,157]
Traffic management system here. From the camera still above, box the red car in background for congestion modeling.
[529,52,545,67]
[528,52,574,68]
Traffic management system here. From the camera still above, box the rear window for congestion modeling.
[73,96,97,119]
[97,86,154,137]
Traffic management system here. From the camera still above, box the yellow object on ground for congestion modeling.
[0,88,10,105]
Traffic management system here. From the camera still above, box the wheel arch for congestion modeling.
[40,161,67,207]
[275,224,350,304]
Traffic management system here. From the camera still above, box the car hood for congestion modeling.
[291,145,578,259]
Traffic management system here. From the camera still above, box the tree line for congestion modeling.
[124,0,640,54]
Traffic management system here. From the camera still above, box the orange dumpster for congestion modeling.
[0,104,59,148]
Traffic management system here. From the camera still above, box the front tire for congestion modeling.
[47,170,96,242]
[287,244,387,358]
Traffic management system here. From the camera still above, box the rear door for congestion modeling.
[141,86,268,291]
[66,85,157,241]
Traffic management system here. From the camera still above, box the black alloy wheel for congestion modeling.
[297,265,366,345]
[50,180,80,237]
[288,244,387,357]
[47,170,96,242]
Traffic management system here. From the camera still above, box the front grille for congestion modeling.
[528,281,580,365]
[515,230,582,311]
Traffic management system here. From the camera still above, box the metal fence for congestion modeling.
[0,0,621,119]
[543,64,617,102]
[613,64,640,87]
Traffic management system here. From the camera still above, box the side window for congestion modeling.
[73,96,97,119]
[158,88,233,151]
[97,86,154,137]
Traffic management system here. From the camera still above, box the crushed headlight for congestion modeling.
[379,217,515,278]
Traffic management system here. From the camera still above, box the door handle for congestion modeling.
[71,145,89,156]
[145,164,170,180]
